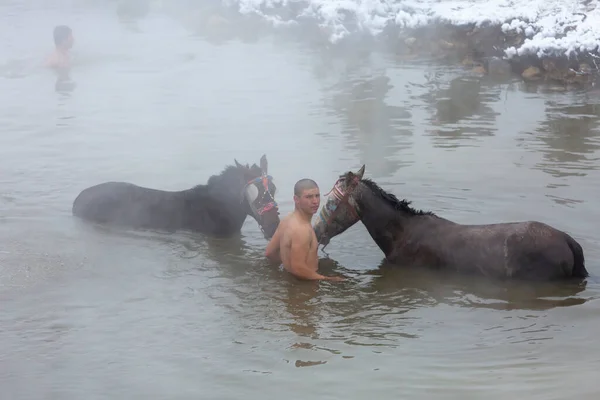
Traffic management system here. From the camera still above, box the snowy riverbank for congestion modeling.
[222,0,600,85]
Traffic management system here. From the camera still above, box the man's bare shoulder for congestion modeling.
[277,213,293,236]
[44,51,69,69]
[285,214,312,239]
[279,212,294,224]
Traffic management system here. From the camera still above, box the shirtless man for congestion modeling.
[44,25,74,69]
[265,179,344,281]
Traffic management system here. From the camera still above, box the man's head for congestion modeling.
[53,25,74,49]
[294,178,320,216]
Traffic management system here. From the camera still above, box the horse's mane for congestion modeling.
[192,162,261,191]
[359,177,436,217]
[205,165,242,188]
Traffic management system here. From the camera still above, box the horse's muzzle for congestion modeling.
[313,222,329,246]
[318,235,331,247]
[259,208,280,239]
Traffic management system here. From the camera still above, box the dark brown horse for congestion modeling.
[72,155,280,239]
[313,165,588,281]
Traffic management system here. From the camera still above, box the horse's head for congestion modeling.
[235,154,280,239]
[313,164,365,247]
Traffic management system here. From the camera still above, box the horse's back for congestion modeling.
[72,181,145,223]
[504,220,588,280]
[446,220,587,281]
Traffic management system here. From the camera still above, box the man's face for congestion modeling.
[294,187,320,215]
[66,33,74,49]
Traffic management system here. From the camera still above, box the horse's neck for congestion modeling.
[357,193,430,257]
[183,183,247,229]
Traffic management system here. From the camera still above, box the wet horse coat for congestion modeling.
[313,165,588,281]
[72,155,280,239]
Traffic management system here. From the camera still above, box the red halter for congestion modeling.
[319,176,360,229]
[244,174,278,215]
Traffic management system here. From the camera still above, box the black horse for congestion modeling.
[313,165,588,281]
[72,155,280,239]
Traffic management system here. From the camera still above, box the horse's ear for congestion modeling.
[356,164,366,179]
[259,154,268,174]
[234,159,243,169]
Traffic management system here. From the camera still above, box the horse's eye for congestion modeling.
[245,184,259,202]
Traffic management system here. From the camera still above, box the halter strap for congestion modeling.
[319,176,360,228]
[244,174,278,215]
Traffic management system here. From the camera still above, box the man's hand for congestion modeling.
[325,275,345,282]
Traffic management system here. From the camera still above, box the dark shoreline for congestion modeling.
[373,21,599,89]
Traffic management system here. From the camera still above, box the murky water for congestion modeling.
[1,3,600,400]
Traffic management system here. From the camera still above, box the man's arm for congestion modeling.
[286,226,342,281]
[265,225,282,264]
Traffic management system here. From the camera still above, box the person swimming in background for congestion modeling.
[45,25,74,69]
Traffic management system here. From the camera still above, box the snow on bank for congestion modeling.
[224,0,600,58]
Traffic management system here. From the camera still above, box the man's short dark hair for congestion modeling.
[294,178,318,196]
[53,25,72,47]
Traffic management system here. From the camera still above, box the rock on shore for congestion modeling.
[392,21,599,89]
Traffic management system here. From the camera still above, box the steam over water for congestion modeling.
[1,1,600,399]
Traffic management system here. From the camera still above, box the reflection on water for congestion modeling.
[54,68,76,94]
[324,74,414,177]
[534,102,600,178]
[366,261,589,312]
[509,93,600,208]
[315,53,415,178]
[2,2,600,399]
[421,72,501,148]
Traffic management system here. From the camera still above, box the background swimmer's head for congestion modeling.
[53,25,74,50]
